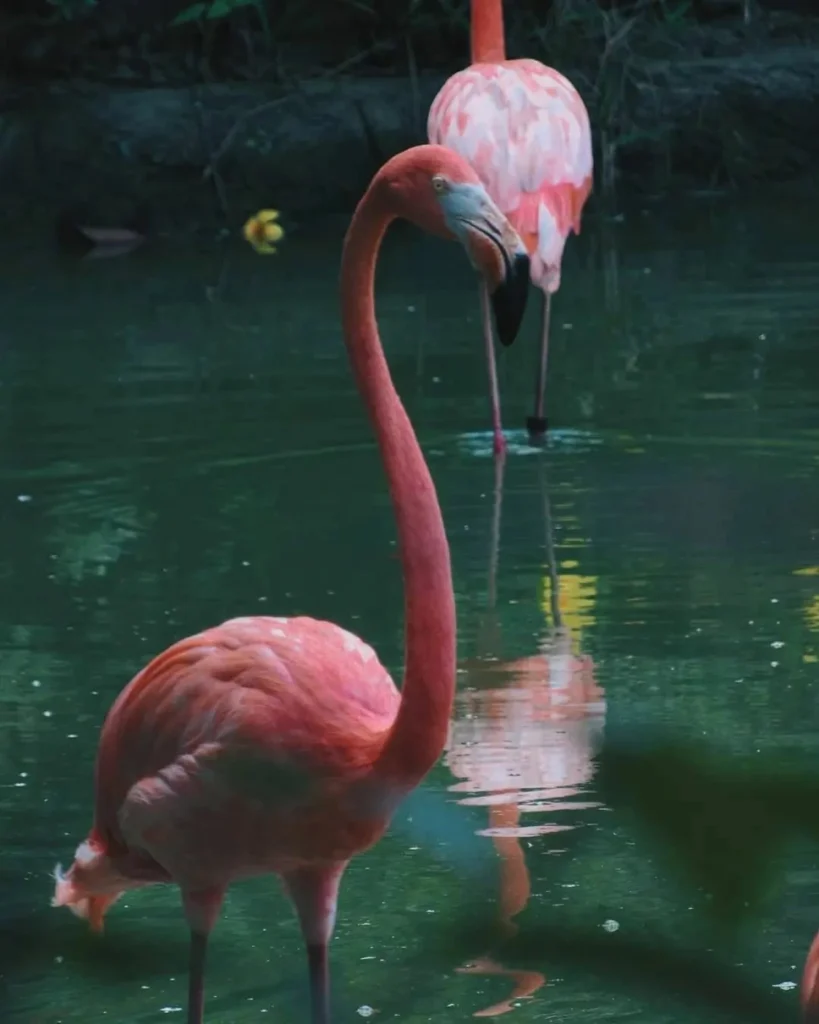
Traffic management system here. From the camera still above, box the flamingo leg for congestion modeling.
[181,887,225,1024]
[480,281,506,457]
[283,864,345,1024]
[526,292,552,439]
[307,941,330,1024]
[187,929,209,1024]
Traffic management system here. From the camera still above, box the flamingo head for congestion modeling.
[381,145,530,348]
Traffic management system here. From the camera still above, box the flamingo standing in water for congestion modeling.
[51,145,530,1024]
[428,0,593,453]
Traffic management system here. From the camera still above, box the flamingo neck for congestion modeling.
[471,0,506,64]
[340,176,456,790]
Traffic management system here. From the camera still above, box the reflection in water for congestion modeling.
[445,457,606,1015]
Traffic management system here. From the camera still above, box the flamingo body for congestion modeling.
[54,617,400,918]
[429,60,592,293]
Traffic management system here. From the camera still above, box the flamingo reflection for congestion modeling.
[445,456,606,1015]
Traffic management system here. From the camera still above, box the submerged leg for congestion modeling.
[182,886,225,1024]
[283,864,346,1024]
[526,291,552,439]
[480,281,505,457]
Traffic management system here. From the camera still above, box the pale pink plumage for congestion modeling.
[429,60,592,293]
[428,0,594,447]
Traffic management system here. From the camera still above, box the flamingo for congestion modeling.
[51,145,531,1024]
[428,0,593,453]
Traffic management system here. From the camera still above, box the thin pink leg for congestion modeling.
[181,886,225,1024]
[487,449,506,610]
[283,864,346,1024]
[480,282,505,457]
[527,292,552,438]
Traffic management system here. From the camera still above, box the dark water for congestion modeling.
[1,188,818,1023]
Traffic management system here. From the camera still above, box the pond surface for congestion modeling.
[1,186,818,1023]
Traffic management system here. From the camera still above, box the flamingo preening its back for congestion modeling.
[429,0,593,453]
[52,145,530,1024]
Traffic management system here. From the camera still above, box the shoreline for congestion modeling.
[1,29,817,232]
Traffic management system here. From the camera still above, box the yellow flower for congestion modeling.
[243,209,284,255]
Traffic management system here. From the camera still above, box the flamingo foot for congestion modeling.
[525,415,548,441]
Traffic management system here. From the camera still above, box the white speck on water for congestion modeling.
[771,598,779,603]
[20,772,27,778]
[17,494,32,502]
[159,1008,183,1014]
[55,956,63,963]
[32,680,41,688]
[357,1007,374,1018]
[407,305,416,313]
[602,919,620,933]
[67,733,78,739]
[43,710,52,718]
[771,661,779,668]
[771,641,784,648]
[773,981,796,990]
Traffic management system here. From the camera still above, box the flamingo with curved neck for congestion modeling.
[51,145,530,1024]
[429,0,593,451]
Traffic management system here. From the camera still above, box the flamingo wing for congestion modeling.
[91,616,399,866]
[428,60,593,291]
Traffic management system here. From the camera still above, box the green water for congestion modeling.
[1,189,818,1023]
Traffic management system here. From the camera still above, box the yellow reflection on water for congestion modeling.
[804,594,819,633]
[539,571,597,651]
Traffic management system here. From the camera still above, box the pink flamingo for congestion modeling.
[428,0,593,453]
[51,145,530,1024]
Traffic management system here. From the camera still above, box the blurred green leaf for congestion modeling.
[597,725,819,929]
[171,0,257,25]
[206,0,258,17]
[170,2,207,24]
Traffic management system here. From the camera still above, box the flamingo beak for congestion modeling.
[489,238,530,349]
[443,183,530,348]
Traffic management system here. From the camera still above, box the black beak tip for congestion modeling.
[490,251,530,348]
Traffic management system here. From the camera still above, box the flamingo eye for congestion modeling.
[432,175,448,195]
